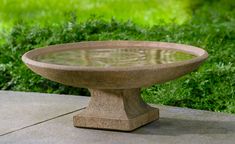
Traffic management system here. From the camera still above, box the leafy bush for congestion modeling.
[0,0,235,113]
[0,0,191,28]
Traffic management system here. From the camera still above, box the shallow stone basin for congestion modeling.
[22,41,208,131]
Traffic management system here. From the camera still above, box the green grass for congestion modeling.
[0,0,235,113]
[0,0,192,29]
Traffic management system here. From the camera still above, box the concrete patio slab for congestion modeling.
[0,91,88,136]
[1,91,235,144]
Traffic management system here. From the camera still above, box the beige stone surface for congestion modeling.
[1,92,235,144]
[0,91,87,136]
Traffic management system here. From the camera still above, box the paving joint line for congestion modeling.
[0,107,86,137]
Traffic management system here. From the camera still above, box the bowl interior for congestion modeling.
[23,41,207,70]
[33,47,197,68]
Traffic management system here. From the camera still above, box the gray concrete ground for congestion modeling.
[0,91,235,144]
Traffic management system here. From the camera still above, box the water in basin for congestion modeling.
[34,48,196,67]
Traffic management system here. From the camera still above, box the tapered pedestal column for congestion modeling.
[73,88,159,131]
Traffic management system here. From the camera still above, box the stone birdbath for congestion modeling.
[22,41,208,131]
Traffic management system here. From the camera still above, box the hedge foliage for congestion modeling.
[0,0,235,113]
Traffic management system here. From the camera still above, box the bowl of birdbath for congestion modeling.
[22,41,208,131]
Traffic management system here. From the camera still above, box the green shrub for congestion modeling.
[0,0,235,113]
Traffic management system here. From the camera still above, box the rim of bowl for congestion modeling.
[22,40,208,72]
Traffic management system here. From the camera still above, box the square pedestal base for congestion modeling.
[73,88,159,131]
[73,107,159,131]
